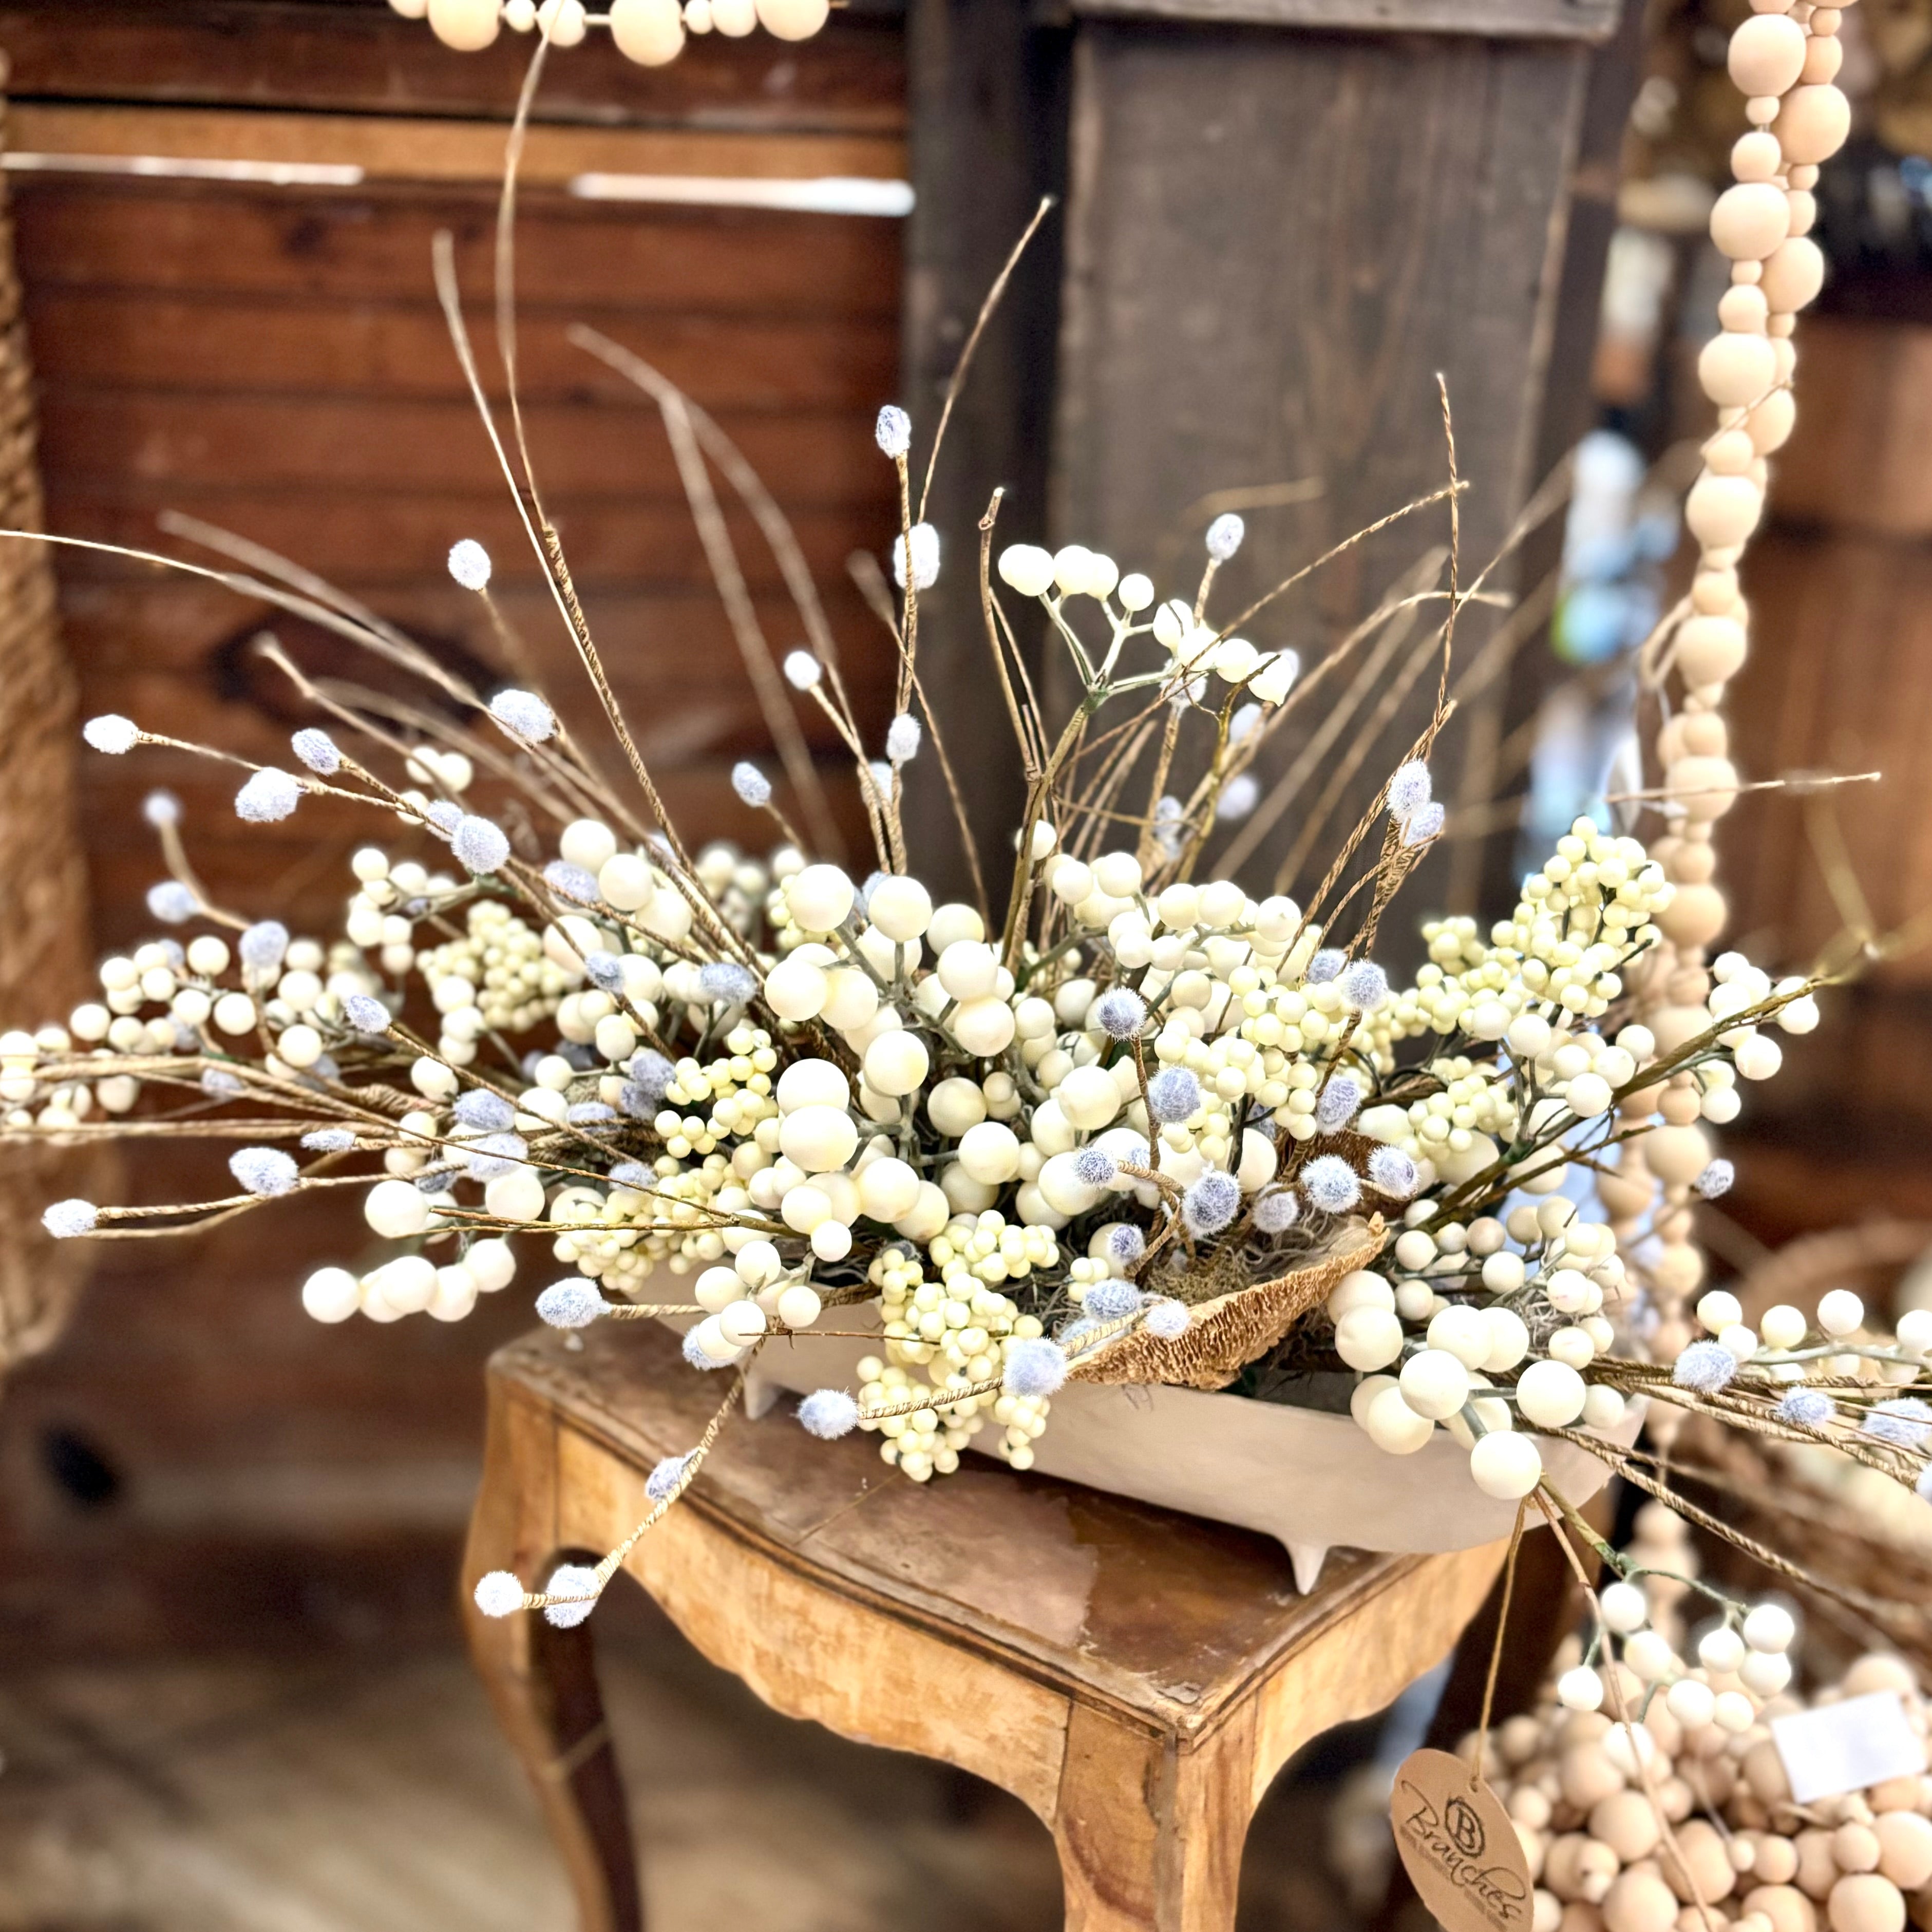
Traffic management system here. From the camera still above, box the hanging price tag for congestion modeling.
[1391,1747,1534,1932]
[1771,1692,1925,1805]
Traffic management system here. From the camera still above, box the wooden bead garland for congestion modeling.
[1615,0,1854,1401]
[1473,1568,1932,1932]
[387,0,831,61]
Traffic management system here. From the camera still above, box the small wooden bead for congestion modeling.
[1758,1840,1803,1885]
[1733,129,1787,180]
[1769,313,1796,336]
[1748,96,1783,124]
[1730,11,1809,94]
[1704,426,1758,474]
[1788,187,1818,235]
[1775,84,1851,164]
[1835,1826,1883,1875]
[1790,162,1820,188]
[1742,1887,1817,1932]
[1719,284,1772,333]
[1802,34,1843,82]
[1796,1831,1840,1902]
[1761,234,1826,313]
[1733,258,1766,285]
[1687,471,1765,547]
[1811,7,1841,32]
[1711,181,1793,258]
[1700,332,1778,406]
[1772,336,1798,384]
[426,0,500,47]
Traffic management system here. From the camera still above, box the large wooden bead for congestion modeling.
[1666,748,1740,816]
[755,0,832,36]
[1605,1869,1682,1932]
[1748,388,1797,452]
[1700,331,1778,406]
[610,0,686,62]
[1712,181,1793,259]
[1827,1874,1906,1932]
[1744,1888,1819,1932]
[1687,471,1765,546]
[1664,1820,1738,1904]
[1729,11,1808,94]
[427,0,500,46]
[1873,1814,1932,1891]
[1648,1122,1714,1186]
[1678,615,1749,686]
[1775,84,1852,164]
[1761,236,1826,314]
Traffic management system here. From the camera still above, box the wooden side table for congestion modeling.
[463,1322,1506,1932]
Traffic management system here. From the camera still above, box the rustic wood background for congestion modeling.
[0,0,905,1646]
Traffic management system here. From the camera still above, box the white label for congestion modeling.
[1771,1691,1925,1804]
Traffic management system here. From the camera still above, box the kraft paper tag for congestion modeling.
[1772,1691,1925,1805]
[1391,1747,1533,1932]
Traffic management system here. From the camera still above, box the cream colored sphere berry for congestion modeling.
[765,955,827,1022]
[1517,1358,1588,1429]
[776,1058,849,1114]
[787,864,856,933]
[952,995,1016,1057]
[956,1119,1021,1185]
[1056,1063,1120,1132]
[1817,1289,1864,1336]
[936,940,999,1001]
[1365,1385,1434,1454]
[695,1264,743,1314]
[866,875,932,942]
[863,1030,929,1098]
[779,1104,858,1174]
[776,1283,822,1330]
[856,1156,920,1223]
[1470,1431,1542,1500]
[1398,1349,1469,1422]
[1336,1305,1405,1372]
[302,1266,361,1323]
[365,1177,430,1239]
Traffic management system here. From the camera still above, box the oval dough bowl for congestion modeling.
[676,1315,1640,1593]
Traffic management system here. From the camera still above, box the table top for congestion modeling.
[493,1320,1478,1738]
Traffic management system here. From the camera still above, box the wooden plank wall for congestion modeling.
[0,0,906,1634]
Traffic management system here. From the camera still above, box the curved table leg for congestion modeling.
[1052,1703,1256,1932]
[463,1382,643,1932]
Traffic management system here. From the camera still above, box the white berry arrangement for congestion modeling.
[6,0,1926,1637]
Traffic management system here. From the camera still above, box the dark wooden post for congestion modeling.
[898,1,1069,907]
[906,0,1624,915]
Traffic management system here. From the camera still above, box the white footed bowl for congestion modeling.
[684,1315,1641,1593]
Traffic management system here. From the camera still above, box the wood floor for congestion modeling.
[0,1577,1369,1931]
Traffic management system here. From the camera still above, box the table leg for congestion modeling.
[463,1382,643,1932]
[1051,1702,1255,1931]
